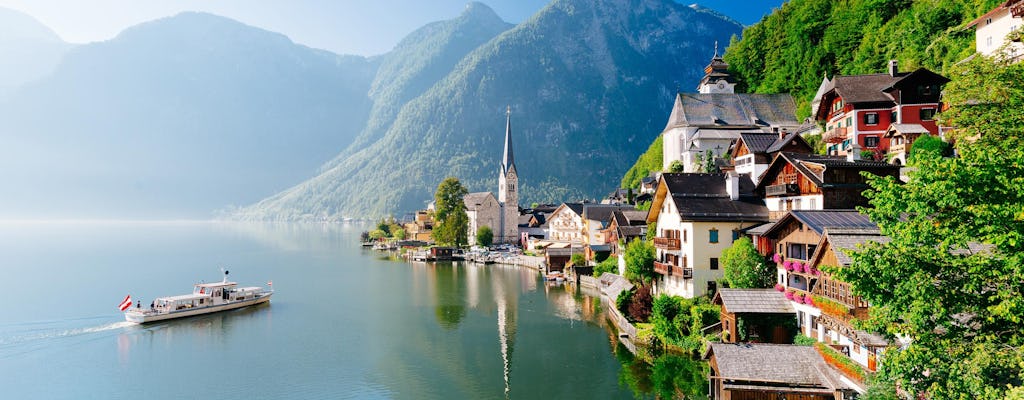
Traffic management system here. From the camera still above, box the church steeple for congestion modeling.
[501,105,516,176]
[697,41,736,94]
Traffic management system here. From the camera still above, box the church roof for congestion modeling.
[664,93,800,131]
[501,106,516,176]
[463,192,496,211]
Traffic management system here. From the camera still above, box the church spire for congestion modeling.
[501,105,515,176]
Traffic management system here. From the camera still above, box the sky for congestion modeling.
[0,0,785,56]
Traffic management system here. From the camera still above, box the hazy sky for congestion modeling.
[0,0,784,55]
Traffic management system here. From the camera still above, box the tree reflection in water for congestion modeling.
[613,342,709,400]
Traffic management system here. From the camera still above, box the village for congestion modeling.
[362,2,1024,399]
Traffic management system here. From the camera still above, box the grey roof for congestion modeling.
[613,210,649,227]
[827,231,889,266]
[501,108,515,177]
[665,93,800,131]
[660,173,768,222]
[830,73,902,104]
[582,204,636,225]
[743,221,776,236]
[463,192,495,211]
[737,132,780,153]
[789,210,878,235]
[599,273,634,299]
[617,226,646,238]
[692,129,742,140]
[766,131,811,153]
[715,289,795,314]
[708,343,851,390]
[886,123,930,136]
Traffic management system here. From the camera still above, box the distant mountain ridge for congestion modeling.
[0,7,72,91]
[236,0,742,220]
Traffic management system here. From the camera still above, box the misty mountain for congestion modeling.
[0,7,72,92]
[0,12,377,218]
[238,0,742,220]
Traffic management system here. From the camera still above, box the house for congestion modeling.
[403,210,434,241]
[728,130,814,185]
[755,152,899,220]
[662,52,801,172]
[464,192,500,246]
[601,210,648,275]
[882,123,933,166]
[812,60,950,157]
[581,204,636,262]
[966,0,1023,63]
[705,343,858,400]
[713,289,795,344]
[545,203,586,245]
[646,173,769,298]
[766,211,890,376]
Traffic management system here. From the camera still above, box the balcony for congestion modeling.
[653,237,681,250]
[823,126,848,144]
[654,261,693,278]
[765,183,799,197]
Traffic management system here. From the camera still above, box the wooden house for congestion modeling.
[713,289,795,344]
[755,152,898,220]
[705,343,857,400]
[729,131,813,185]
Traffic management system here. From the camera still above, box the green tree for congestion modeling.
[475,226,493,247]
[392,227,407,240]
[907,133,951,161]
[667,160,685,173]
[651,295,684,343]
[570,253,586,267]
[722,237,774,289]
[624,239,656,284]
[835,57,1024,399]
[431,177,469,247]
[368,229,387,240]
[593,256,619,276]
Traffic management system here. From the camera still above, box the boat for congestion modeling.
[123,270,273,324]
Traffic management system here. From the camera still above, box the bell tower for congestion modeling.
[498,106,519,245]
[697,42,736,94]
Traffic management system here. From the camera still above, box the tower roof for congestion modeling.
[501,105,515,175]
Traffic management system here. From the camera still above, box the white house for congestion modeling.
[967,0,1023,62]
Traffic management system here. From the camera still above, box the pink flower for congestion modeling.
[804,296,814,306]
[775,284,784,292]
[772,253,782,263]
[794,263,804,273]
[785,291,795,300]
[784,261,794,271]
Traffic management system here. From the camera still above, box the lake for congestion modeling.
[0,222,704,399]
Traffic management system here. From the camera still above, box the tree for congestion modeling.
[907,133,951,161]
[570,253,585,267]
[722,237,774,289]
[593,256,618,276]
[667,160,685,173]
[475,226,493,247]
[835,57,1024,399]
[624,239,656,284]
[431,177,469,247]
[695,150,717,173]
[392,227,407,240]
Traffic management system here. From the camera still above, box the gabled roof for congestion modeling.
[755,152,897,189]
[882,68,951,91]
[648,173,768,223]
[705,343,851,391]
[766,131,812,153]
[613,210,649,227]
[713,289,795,314]
[664,93,800,131]
[813,67,949,120]
[463,192,496,211]
[884,123,930,138]
[736,132,780,153]
[763,210,877,238]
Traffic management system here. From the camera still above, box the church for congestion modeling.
[662,47,802,172]
[464,107,520,246]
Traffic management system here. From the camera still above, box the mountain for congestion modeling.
[0,7,72,91]
[322,2,514,170]
[0,12,377,218]
[237,0,743,220]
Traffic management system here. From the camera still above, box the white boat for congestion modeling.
[124,271,273,324]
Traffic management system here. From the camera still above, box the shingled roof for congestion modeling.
[706,343,851,391]
[714,289,795,314]
[463,192,495,211]
[665,93,800,131]
[657,173,769,222]
[756,152,898,189]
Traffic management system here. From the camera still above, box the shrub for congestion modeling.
[627,285,654,322]
[616,288,634,316]
[794,334,817,346]
[651,295,684,343]
[593,256,618,276]
[570,253,586,267]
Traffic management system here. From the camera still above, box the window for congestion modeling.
[891,111,898,123]
[920,108,936,121]
[865,136,880,148]
[987,36,993,47]
[986,18,992,25]
[809,198,817,209]
[794,198,802,210]
[707,281,718,296]
[846,117,852,127]
[683,229,687,243]
[864,112,879,125]
[709,228,719,243]
[787,243,808,260]
[710,258,719,270]
[732,229,740,241]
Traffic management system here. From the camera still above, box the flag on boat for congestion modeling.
[118,295,132,311]
[267,281,273,286]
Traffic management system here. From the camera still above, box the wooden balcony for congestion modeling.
[653,237,681,250]
[654,261,692,278]
[823,126,848,144]
[765,183,799,197]
[654,260,671,275]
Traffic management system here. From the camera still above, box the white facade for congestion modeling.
[546,205,584,245]
[732,154,770,184]
[653,202,740,299]
[972,5,1024,61]
[766,195,825,216]
[465,192,499,246]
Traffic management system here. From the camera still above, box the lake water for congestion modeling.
[0,222,704,399]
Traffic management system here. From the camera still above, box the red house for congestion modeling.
[812,60,949,161]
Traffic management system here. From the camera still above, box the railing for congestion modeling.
[654,261,671,275]
[653,237,681,250]
[765,183,799,197]
[673,266,693,278]
[823,126,848,144]
[889,142,906,156]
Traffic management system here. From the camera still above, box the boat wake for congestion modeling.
[0,318,137,358]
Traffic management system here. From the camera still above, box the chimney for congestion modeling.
[888,60,898,77]
[779,128,788,141]
[847,142,863,162]
[726,171,740,201]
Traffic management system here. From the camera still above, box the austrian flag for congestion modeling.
[118,295,132,311]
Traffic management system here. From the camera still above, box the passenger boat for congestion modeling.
[123,270,273,324]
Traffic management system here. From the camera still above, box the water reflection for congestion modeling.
[116,303,272,363]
